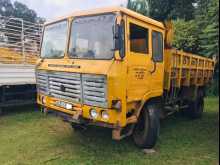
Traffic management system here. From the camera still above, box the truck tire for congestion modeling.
[133,103,160,149]
[188,95,204,119]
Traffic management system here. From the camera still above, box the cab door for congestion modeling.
[150,30,164,93]
[126,17,152,102]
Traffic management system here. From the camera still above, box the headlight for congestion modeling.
[90,109,98,119]
[101,111,109,120]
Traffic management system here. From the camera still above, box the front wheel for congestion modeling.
[133,103,160,149]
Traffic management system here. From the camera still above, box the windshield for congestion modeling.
[41,21,67,58]
[69,14,116,60]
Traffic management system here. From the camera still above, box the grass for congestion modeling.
[0,97,219,165]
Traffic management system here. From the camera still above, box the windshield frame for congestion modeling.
[40,19,68,59]
[68,13,117,60]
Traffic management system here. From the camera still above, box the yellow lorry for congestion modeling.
[36,7,215,148]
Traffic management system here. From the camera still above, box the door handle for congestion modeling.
[149,61,157,74]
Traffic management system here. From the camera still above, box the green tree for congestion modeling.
[195,0,210,17]
[198,0,219,96]
[13,1,38,23]
[147,0,196,21]
[127,0,149,16]
[0,0,14,16]
[0,0,45,23]
[127,0,196,21]
[198,0,219,56]
[172,19,201,53]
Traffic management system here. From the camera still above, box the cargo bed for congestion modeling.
[164,49,215,91]
[0,64,36,110]
[0,64,36,86]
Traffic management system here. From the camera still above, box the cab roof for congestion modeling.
[45,7,165,30]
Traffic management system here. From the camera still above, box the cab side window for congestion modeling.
[130,23,149,54]
[152,31,163,62]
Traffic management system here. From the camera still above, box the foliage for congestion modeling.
[148,0,196,21]
[197,0,219,96]
[0,0,45,23]
[172,19,201,53]
[127,0,196,21]
[127,0,150,16]
[207,80,219,96]
[197,0,219,56]
[0,0,14,16]
[13,1,37,23]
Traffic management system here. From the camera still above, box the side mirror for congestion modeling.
[113,24,120,39]
[113,22,125,59]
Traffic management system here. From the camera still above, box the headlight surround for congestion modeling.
[101,111,109,120]
[90,109,98,119]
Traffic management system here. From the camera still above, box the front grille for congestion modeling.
[82,74,107,108]
[36,71,107,108]
[48,72,82,103]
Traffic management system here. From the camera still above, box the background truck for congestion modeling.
[36,7,215,148]
[0,16,42,113]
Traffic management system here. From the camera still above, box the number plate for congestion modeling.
[55,101,68,109]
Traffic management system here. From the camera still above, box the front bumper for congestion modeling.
[37,94,121,127]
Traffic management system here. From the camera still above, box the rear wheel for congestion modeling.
[133,103,160,149]
[188,95,204,119]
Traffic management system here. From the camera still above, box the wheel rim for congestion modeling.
[134,110,149,139]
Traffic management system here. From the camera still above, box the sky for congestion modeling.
[12,0,127,21]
